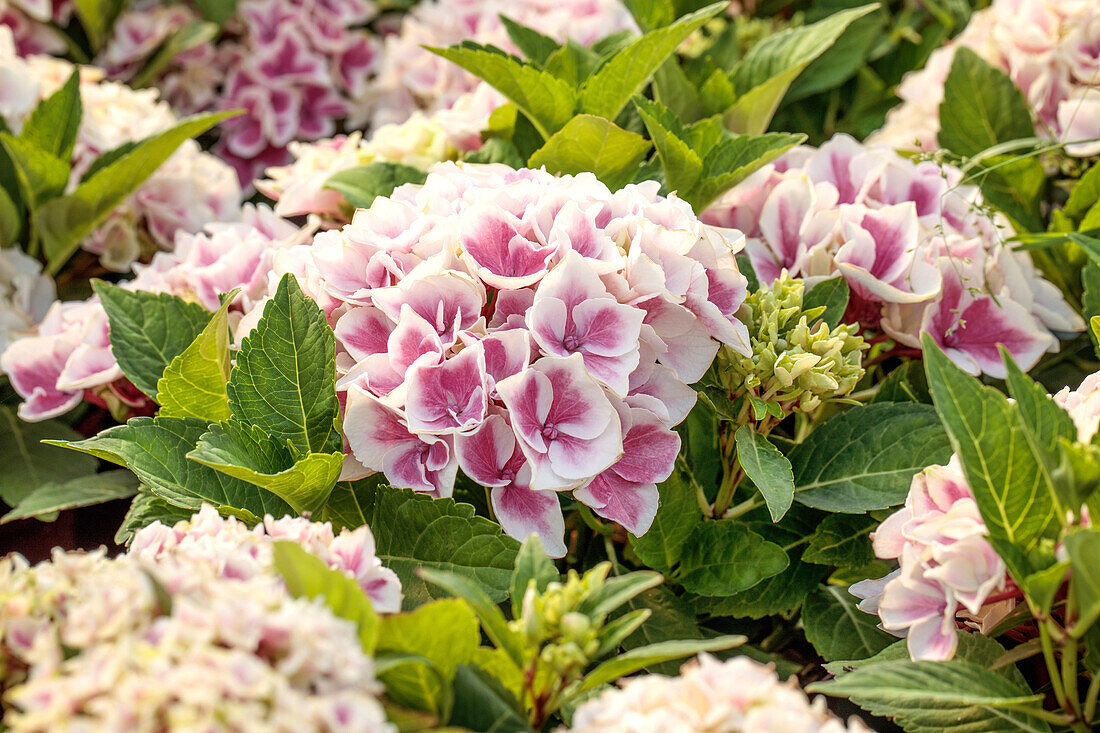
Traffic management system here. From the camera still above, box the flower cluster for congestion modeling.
[718,273,866,415]
[871,0,1100,157]
[360,0,636,128]
[561,653,869,733]
[0,248,54,353]
[294,163,751,555]
[0,505,398,732]
[256,83,501,224]
[102,0,380,184]
[703,134,1083,377]
[513,564,608,680]
[0,27,241,271]
[0,0,68,56]
[0,206,307,421]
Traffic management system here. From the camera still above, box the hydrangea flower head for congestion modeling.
[313,163,750,554]
[562,653,869,732]
[703,134,1082,377]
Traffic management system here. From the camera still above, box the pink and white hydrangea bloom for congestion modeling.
[98,0,380,184]
[0,504,399,732]
[0,206,307,422]
[0,247,54,353]
[0,0,69,55]
[359,0,637,128]
[318,163,749,554]
[562,654,870,733]
[703,134,1082,377]
[870,0,1100,157]
[0,28,242,271]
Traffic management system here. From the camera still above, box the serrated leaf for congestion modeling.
[578,2,725,120]
[809,659,1051,733]
[115,490,193,545]
[53,416,292,518]
[528,115,651,191]
[19,70,81,160]
[677,521,789,596]
[1065,528,1100,633]
[803,276,849,329]
[377,599,479,677]
[498,15,560,66]
[323,162,427,211]
[577,571,664,620]
[872,361,931,404]
[1,470,139,523]
[93,282,213,399]
[791,402,952,512]
[735,426,794,522]
[923,336,1056,559]
[188,420,342,516]
[0,185,20,245]
[0,407,97,507]
[803,514,875,567]
[39,111,236,274]
[630,466,702,573]
[427,44,576,139]
[272,540,381,652]
[543,41,600,87]
[572,635,745,696]
[633,96,703,196]
[938,47,1035,157]
[620,586,705,674]
[689,132,805,211]
[1067,163,1100,224]
[156,291,233,420]
[227,273,340,455]
[802,585,896,662]
[322,481,520,608]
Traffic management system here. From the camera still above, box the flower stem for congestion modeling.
[1040,620,1070,713]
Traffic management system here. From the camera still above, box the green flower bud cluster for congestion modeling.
[512,564,609,681]
[720,274,867,415]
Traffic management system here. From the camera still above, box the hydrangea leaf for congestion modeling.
[802,513,876,567]
[510,535,559,619]
[735,426,794,522]
[527,115,651,191]
[578,2,725,121]
[425,43,577,139]
[323,482,520,608]
[571,635,745,696]
[803,276,850,330]
[92,282,213,399]
[498,15,560,66]
[938,47,1035,157]
[0,407,97,508]
[677,521,789,596]
[809,659,1051,733]
[0,185,20,245]
[156,291,235,421]
[0,470,139,524]
[0,133,70,209]
[19,69,81,160]
[801,585,896,662]
[39,111,237,274]
[633,96,704,196]
[630,466,703,573]
[114,490,193,545]
[49,416,292,518]
[227,273,341,455]
[690,131,805,211]
[323,162,427,211]
[450,665,533,733]
[790,402,952,513]
[272,540,381,653]
[71,0,128,51]
[188,420,343,516]
[1065,528,1100,633]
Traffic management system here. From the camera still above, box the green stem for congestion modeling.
[1064,632,1081,718]
[722,497,762,520]
[1001,704,1074,726]
[1085,672,1100,723]
[1040,620,1070,712]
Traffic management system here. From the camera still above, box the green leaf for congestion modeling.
[0,407,97,507]
[92,281,213,399]
[735,426,794,522]
[623,0,676,30]
[620,586,705,674]
[802,513,875,567]
[1066,163,1100,224]
[527,115,651,191]
[418,567,525,667]
[784,4,883,102]
[449,665,533,733]
[79,140,140,183]
[193,0,238,24]
[426,44,576,139]
[0,133,70,208]
[938,47,1035,157]
[802,585,896,662]
[114,490,193,545]
[188,421,343,516]
[39,111,237,274]
[0,185,21,245]
[1065,528,1100,634]
[572,635,745,696]
[227,273,340,454]
[510,535,559,618]
[677,521,789,596]
[577,571,664,620]
[463,137,525,168]
[19,70,81,160]
[72,0,127,51]
[156,291,234,420]
[632,96,703,196]
[53,416,292,518]
[1,470,139,523]
[803,277,850,329]
[323,162,428,211]
[872,361,931,404]
[272,540,380,653]
[972,155,1045,232]
[498,15,560,66]
[131,20,220,89]
[809,659,1051,733]
[543,41,601,87]
[725,5,879,134]
[578,3,725,120]
[923,336,1056,557]
[630,466,702,573]
[323,482,520,608]
[791,402,952,512]
[689,132,805,211]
